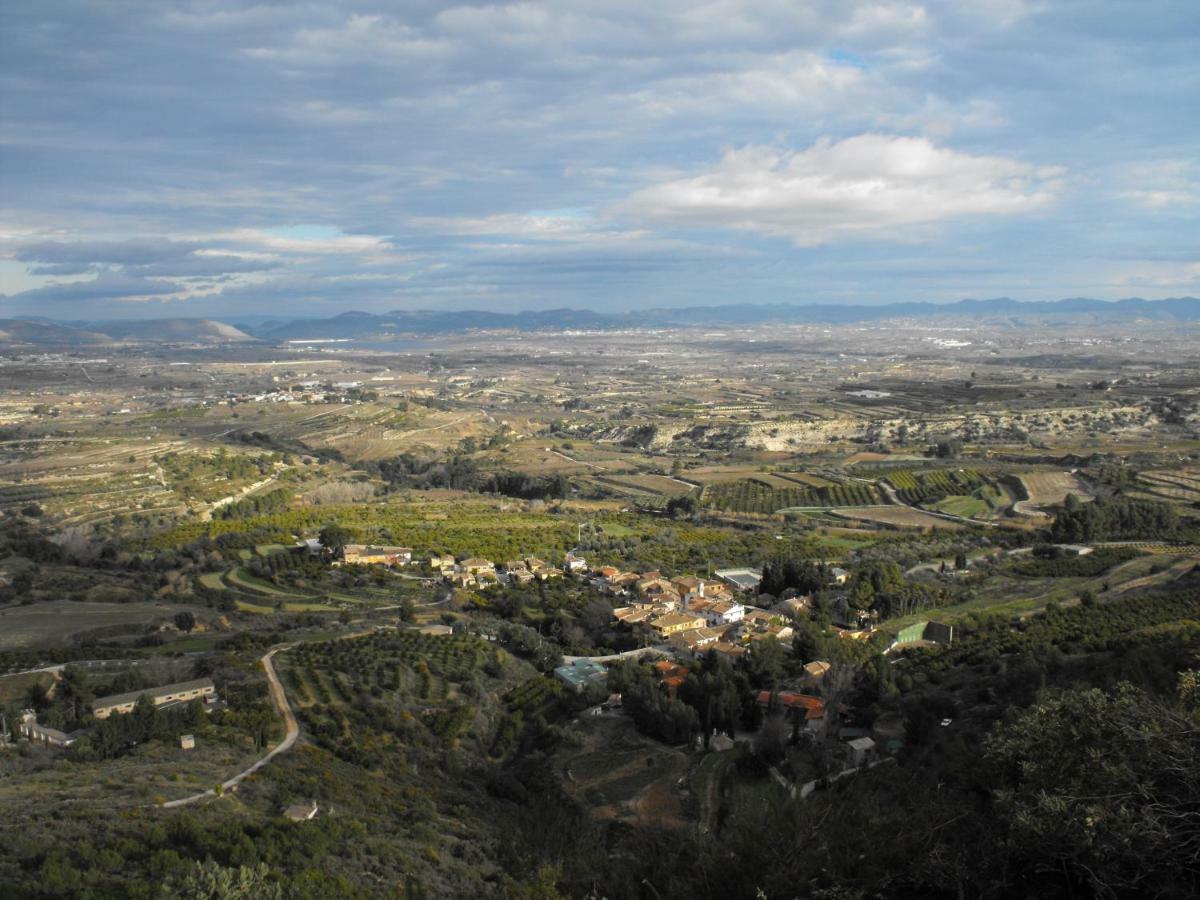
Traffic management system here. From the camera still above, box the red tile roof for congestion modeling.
[755,690,825,720]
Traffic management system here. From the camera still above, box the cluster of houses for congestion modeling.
[317,543,581,589]
[11,678,218,750]
[605,571,804,656]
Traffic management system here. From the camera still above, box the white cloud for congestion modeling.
[624,51,868,119]
[1106,259,1200,289]
[622,134,1063,244]
[412,212,627,241]
[1115,160,1199,209]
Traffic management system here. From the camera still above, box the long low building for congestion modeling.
[92,678,216,720]
[19,711,80,748]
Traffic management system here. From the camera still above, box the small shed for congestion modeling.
[179,734,195,750]
[283,800,319,822]
[846,736,876,768]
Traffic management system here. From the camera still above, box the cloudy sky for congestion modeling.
[1,1,1197,319]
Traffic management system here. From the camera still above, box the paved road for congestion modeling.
[160,643,299,808]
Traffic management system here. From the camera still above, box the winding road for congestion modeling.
[160,643,299,808]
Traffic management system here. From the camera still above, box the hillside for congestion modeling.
[0,318,255,346]
[0,320,111,346]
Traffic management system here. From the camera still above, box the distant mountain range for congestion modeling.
[0,318,254,346]
[1,298,1196,346]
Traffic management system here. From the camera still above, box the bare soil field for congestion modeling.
[1014,471,1093,514]
[559,715,691,830]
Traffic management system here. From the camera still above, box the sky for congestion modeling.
[1,1,1198,320]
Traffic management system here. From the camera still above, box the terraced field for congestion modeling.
[884,468,989,505]
[833,507,964,531]
[279,630,490,711]
[1135,469,1200,506]
[701,478,882,513]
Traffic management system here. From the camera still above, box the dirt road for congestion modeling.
[160,643,298,808]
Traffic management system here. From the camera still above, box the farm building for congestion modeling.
[845,736,877,768]
[714,568,762,593]
[892,621,955,648]
[92,678,216,720]
[18,711,80,748]
[553,659,608,692]
[283,801,319,822]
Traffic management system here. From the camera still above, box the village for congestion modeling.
[299,538,956,779]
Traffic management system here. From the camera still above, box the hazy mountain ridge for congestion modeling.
[1,298,1195,346]
[253,297,1200,340]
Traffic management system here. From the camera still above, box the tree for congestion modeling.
[985,684,1200,897]
[746,637,784,689]
[753,714,788,765]
[398,597,417,623]
[665,495,697,519]
[159,861,283,900]
[318,523,352,555]
[174,611,197,633]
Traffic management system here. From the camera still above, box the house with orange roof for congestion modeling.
[755,690,827,735]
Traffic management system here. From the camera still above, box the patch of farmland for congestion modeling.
[1015,471,1093,514]
[592,474,689,497]
[1138,470,1200,504]
[930,483,1015,520]
[560,716,690,829]
[884,468,989,506]
[0,600,202,649]
[224,567,308,599]
[833,507,964,531]
[701,478,881,513]
[772,471,835,488]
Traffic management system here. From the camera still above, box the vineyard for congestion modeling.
[700,478,882,514]
[884,469,988,505]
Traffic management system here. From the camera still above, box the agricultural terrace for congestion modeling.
[132,500,579,562]
[832,507,964,531]
[882,468,990,505]
[700,478,881,513]
[280,631,490,711]
[276,629,553,765]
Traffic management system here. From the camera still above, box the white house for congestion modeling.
[703,600,745,626]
